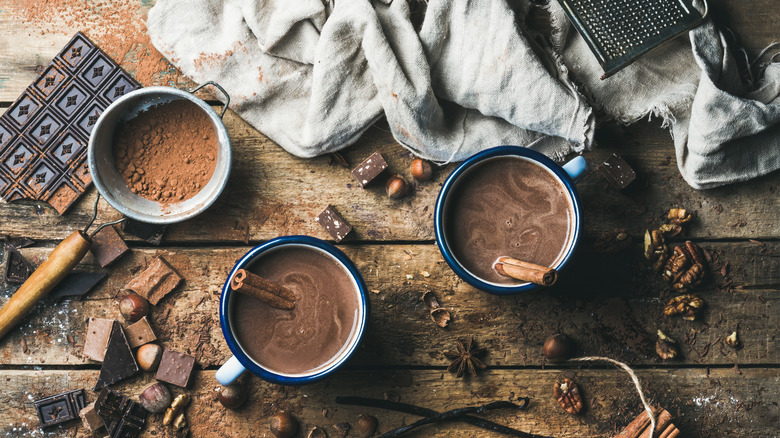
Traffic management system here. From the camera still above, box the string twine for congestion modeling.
[569,356,656,438]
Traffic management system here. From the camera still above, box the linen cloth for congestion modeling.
[147,0,780,189]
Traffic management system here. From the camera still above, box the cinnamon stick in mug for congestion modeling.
[230,269,295,310]
[493,257,558,286]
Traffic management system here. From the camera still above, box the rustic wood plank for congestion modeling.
[0,367,776,437]
[1,242,776,367]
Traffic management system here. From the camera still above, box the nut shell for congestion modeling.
[430,308,451,328]
[410,158,433,181]
[217,384,247,410]
[385,175,408,199]
[136,343,163,372]
[119,293,149,323]
[357,414,378,438]
[138,382,171,414]
[308,427,328,438]
[543,334,572,362]
[270,412,299,438]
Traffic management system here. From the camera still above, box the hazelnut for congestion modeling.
[333,421,351,438]
[410,158,433,181]
[270,412,299,438]
[308,427,328,438]
[136,343,163,372]
[217,384,247,410]
[385,174,408,199]
[357,414,378,438]
[543,334,573,362]
[138,382,171,413]
[119,293,149,323]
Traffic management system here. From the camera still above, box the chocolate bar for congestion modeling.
[121,218,165,245]
[156,349,196,387]
[79,402,105,434]
[5,247,33,283]
[125,316,156,348]
[90,225,129,267]
[351,152,388,187]
[123,256,182,305]
[94,321,139,389]
[597,153,636,189]
[34,389,86,429]
[0,32,140,214]
[96,388,148,438]
[49,271,107,300]
[316,204,352,242]
[83,317,114,362]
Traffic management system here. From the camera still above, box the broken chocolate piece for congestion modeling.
[83,317,114,362]
[316,204,352,242]
[90,225,130,267]
[0,33,140,214]
[597,153,636,189]
[156,349,196,388]
[123,256,182,305]
[125,316,156,348]
[94,321,139,390]
[49,271,107,300]
[351,152,388,187]
[121,218,165,245]
[6,236,34,249]
[79,402,106,434]
[34,389,86,429]
[5,247,33,283]
[96,387,148,438]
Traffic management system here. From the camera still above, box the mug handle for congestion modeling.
[216,355,245,385]
[562,155,588,183]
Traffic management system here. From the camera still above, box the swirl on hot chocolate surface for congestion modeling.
[446,156,573,284]
[232,246,359,375]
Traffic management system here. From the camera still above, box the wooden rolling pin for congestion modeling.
[0,231,91,340]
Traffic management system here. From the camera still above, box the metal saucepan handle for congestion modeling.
[190,81,231,119]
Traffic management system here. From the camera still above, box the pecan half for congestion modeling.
[553,378,583,414]
[663,242,707,291]
[662,246,690,283]
[664,294,705,320]
[593,228,631,253]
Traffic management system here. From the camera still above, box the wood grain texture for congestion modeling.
[1,368,777,438]
[1,242,776,367]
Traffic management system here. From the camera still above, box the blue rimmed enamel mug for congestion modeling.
[434,146,588,295]
[215,236,369,386]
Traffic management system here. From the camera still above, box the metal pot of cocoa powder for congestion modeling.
[88,82,231,223]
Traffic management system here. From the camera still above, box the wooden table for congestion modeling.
[0,1,777,437]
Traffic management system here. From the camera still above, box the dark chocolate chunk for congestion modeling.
[90,225,129,267]
[6,236,34,249]
[34,389,86,429]
[351,152,388,187]
[315,205,352,242]
[0,32,140,214]
[5,248,33,283]
[94,321,139,390]
[121,218,165,245]
[48,271,107,300]
[96,387,148,438]
[156,349,196,387]
[597,153,636,189]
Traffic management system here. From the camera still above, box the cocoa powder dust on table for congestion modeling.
[114,100,218,205]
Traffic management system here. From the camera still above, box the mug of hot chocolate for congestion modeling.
[216,236,369,386]
[435,146,588,294]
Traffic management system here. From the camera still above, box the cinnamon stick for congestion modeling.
[493,257,557,286]
[230,269,295,310]
[614,407,678,438]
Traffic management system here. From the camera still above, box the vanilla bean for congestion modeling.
[335,396,550,438]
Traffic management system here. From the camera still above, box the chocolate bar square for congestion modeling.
[90,225,130,267]
[123,256,182,305]
[156,349,196,387]
[597,154,636,189]
[351,152,388,187]
[83,317,114,362]
[5,247,33,283]
[125,316,156,348]
[79,402,105,434]
[96,388,148,438]
[315,205,352,242]
[0,32,140,214]
[34,389,86,429]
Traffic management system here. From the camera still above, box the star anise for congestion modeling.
[444,338,486,378]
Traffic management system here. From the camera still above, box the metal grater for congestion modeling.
[557,0,705,78]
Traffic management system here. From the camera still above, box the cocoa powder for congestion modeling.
[113,100,217,204]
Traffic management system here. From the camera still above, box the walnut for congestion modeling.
[659,222,682,236]
[668,208,694,224]
[593,228,631,253]
[553,378,583,414]
[644,229,668,271]
[664,294,705,321]
[655,330,679,361]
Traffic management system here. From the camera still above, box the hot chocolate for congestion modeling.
[445,156,574,284]
[231,246,360,375]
